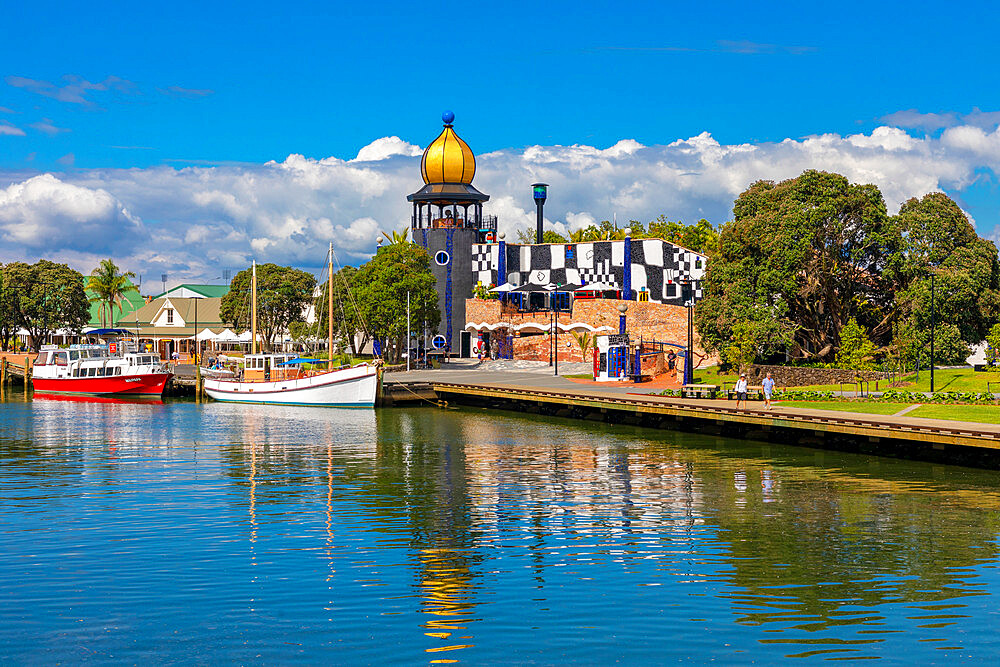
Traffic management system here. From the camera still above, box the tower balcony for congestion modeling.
[412,212,497,232]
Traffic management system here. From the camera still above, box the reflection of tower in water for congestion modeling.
[377,410,484,659]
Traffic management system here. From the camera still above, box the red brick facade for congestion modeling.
[466,298,714,368]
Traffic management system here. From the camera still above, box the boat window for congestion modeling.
[33,352,48,365]
[55,352,68,366]
[116,367,122,375]
[69,351,80,361]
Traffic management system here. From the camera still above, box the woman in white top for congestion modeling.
[734,373,749,410]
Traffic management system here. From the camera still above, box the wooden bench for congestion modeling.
[681,384,719,399]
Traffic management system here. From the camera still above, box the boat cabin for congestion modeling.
[243,354,300,382]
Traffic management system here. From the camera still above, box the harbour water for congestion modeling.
[2,387,999,663]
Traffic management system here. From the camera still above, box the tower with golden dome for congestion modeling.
[409,111,497,355]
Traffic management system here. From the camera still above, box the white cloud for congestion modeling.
[3,125,1000,282]
[0,121,25,136]
[29,118,70,135]
[0,174,142,252]
[352,136,422,162]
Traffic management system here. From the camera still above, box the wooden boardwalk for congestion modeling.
[382,370,1000,468]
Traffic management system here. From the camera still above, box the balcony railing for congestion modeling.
[412,213,498,231]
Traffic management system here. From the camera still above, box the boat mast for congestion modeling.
[251,260,257,355]
[328,242,334,366]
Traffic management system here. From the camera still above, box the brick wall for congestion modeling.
[745,364,889,387]
[467,297,717,367]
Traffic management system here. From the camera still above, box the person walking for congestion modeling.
[734,372,749,411]
[762,372,776,410]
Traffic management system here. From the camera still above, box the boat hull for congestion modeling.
[32,373,173,396]
[204,365,378,407]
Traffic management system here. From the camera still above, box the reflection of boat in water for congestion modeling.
[204,246,379,408]
[33,392,165,405]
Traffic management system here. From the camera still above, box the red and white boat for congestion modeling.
[32,344,173,396]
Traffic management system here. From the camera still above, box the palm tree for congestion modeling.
[86,259,139,328]
[571,330,593,360]
[382,228,411,246]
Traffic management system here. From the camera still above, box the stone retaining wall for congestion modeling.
[745,364,888,387]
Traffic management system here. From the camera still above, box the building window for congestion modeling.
[166,309,174,324]
[666,283,677,297]
[435,251,450,265]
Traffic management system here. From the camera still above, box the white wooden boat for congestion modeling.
[204,250,379,407]
[204,357,377,407]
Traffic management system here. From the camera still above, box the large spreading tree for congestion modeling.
[4,260,90,350]
[696,170,905,363]
[890,193,1000,364]
[220,263,316,352]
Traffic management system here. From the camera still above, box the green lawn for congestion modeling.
[776,401,910,415]
[790,368,1000,394]
[908,404,1000,425]
[692,366,738,386]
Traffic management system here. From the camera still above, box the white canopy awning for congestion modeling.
[191,328,219,342]
[578,282,618,291]
[215,328,242,342]
[490,282,517,293]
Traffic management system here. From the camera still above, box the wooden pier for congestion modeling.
[384,378,1000,468]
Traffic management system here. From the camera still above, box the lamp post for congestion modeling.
[553,292,561,377]
[618,302,628,336]
[192,295,203,398]
[680,278,694,386]
[376,236,383,256]
[930,272,935,393]
[532,183,548,244]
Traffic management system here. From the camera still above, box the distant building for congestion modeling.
[117,296,226,359]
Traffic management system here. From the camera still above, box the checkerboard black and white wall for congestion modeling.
[471,239,706,305]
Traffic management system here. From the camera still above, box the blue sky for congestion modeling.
[3,1,1000,281]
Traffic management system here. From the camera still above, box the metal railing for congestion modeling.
[411,213,498,231]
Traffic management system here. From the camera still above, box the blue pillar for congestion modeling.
[497,239,506,286]
[622,235,633,300]
[619,314,626,335]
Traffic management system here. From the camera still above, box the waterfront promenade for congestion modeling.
[385,360,1000,467]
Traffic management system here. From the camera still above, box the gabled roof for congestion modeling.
[118,296,225,327]
[155,283,230,299]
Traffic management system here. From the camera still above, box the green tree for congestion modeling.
[4,260,89,350]
[647,216,720,255]
[514,228,568,244]
[0,264,18,351]
[696,170,904,362]
[722,320,762,372]
[354,243,439,363]
[892,194,1000,358]
[220,263,317,352]
[987,323,1000,366]
[313,265,370,355]
[835,317,877,372]
[85,259,139,328]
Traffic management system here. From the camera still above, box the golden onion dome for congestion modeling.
[420,111,476,185]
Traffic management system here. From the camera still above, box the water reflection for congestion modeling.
[1,397,999,662]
